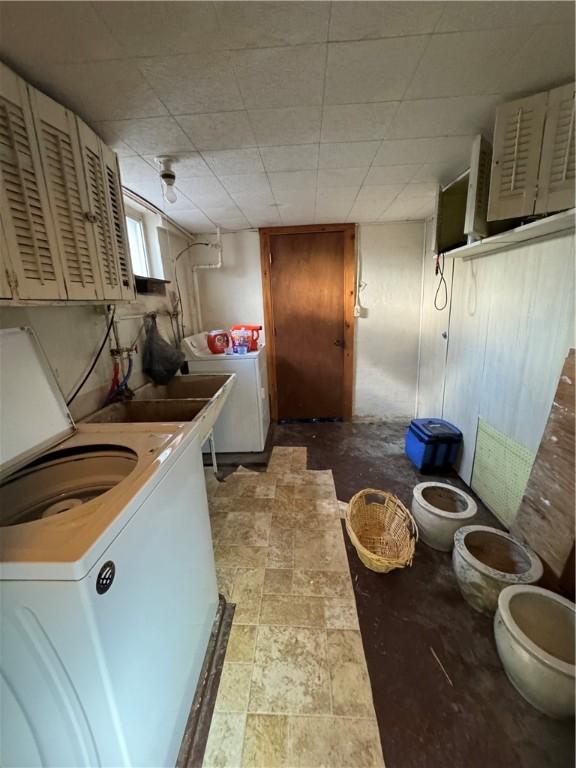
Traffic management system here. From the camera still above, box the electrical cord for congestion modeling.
[66,307,116,406]
[434,252,448,311]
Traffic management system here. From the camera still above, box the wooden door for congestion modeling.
[260,224,355,421]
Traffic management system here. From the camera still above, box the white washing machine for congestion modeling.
[182,342,270,453]
[0,328,219,767]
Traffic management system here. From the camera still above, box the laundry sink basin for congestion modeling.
[85,399,209,424]
[83,373,236,444]
[133,374,231,401]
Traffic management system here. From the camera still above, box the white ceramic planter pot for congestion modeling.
[411,482,477,552]
[452,526,543,615]
[494,585,575,719]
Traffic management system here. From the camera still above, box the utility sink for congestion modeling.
[84,399,209,424]
[84,373,236,444]
[133,374,230,401]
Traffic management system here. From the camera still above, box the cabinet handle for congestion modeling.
[84,211,98,223]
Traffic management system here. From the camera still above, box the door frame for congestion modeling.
[259,223,356,422]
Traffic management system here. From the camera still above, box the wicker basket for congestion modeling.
[345,489,418,573]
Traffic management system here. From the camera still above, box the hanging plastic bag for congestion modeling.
[142,314,185,385]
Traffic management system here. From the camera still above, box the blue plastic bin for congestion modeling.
[405,418,462,472]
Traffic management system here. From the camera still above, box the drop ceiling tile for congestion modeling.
[34,60,168,122]
[268,170,318,192]
[260,144,319,172]
[388,95,506,139]
[324,37,429,105]
[412,161,467,186]
[232,44,326,109]
[172,210,216,233]
[93,2,223,57]
[199,203,247,219]
[219,174,271,195]
[138,53,243,114]
[318,142,380,169]
[274,189,317,206]
[95,117,193,156]
[317,168,367,189]
[280,203,316,222]
[215,2,330,49]
[396,182,438,199]
[321,103,399,142]
[93,124,137,157]
[495,24,576,95]
[176,111,256,150]
[373,136,474,167]
[315,204,353,221]
[381,196,435,221]
[355,184,405,206]
[118,156,160,186]
[249,107,322,146]
[166,153,214,179]
[232,190,277,208]
[316,187,359,206]
[246,211,282,227]
[435,1,573,33]
[202,149,264,175]
[0,2,123,65]
[406,29,527,100]
[329,2,444,41]
[349,185,405,221]
[176,177,234,207]
[364,165,420,185]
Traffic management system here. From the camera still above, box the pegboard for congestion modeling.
[471,419,536,528]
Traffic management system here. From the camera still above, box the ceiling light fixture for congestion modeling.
[156,156,177,204]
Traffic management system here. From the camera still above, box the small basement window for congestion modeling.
[126,213,152,278]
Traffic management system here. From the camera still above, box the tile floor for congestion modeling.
[202,447,384,768]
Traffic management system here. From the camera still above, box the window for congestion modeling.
[126,213,151,277]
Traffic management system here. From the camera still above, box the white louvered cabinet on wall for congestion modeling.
[488,84,575,221]
[29,87,104,300]
[76,119,129,301]
[535,83,576,215]
[487,92,548,221]
[0,218,13,298]
[0,61,67,300]
[0,61,134,303]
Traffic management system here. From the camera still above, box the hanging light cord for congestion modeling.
[434,252,448,311]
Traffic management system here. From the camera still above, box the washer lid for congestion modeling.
[0,328,75,477]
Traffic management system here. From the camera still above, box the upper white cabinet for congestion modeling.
[29,88,104,300]
[535,83,576,215]
[488,84,575,221]
[0,62,67,300]
[0,61,134,303]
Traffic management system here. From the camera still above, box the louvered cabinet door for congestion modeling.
[0,62,66,299]
[76,119,123,300]
[29,88,104,300]
[101,144,134,300]
[0,218,13,298]
[487,92,548,221]
[535,83,575,215]
[465,134,493,239]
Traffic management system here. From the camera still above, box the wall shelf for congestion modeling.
[445,208,575,260]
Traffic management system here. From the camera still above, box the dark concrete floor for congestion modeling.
[266,420,575,768]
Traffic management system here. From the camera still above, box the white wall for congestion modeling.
[194,231,264,332]
[354,222,425,419]
[416,219,453,417]
[418,230,575,484]
[0,218,198,421]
